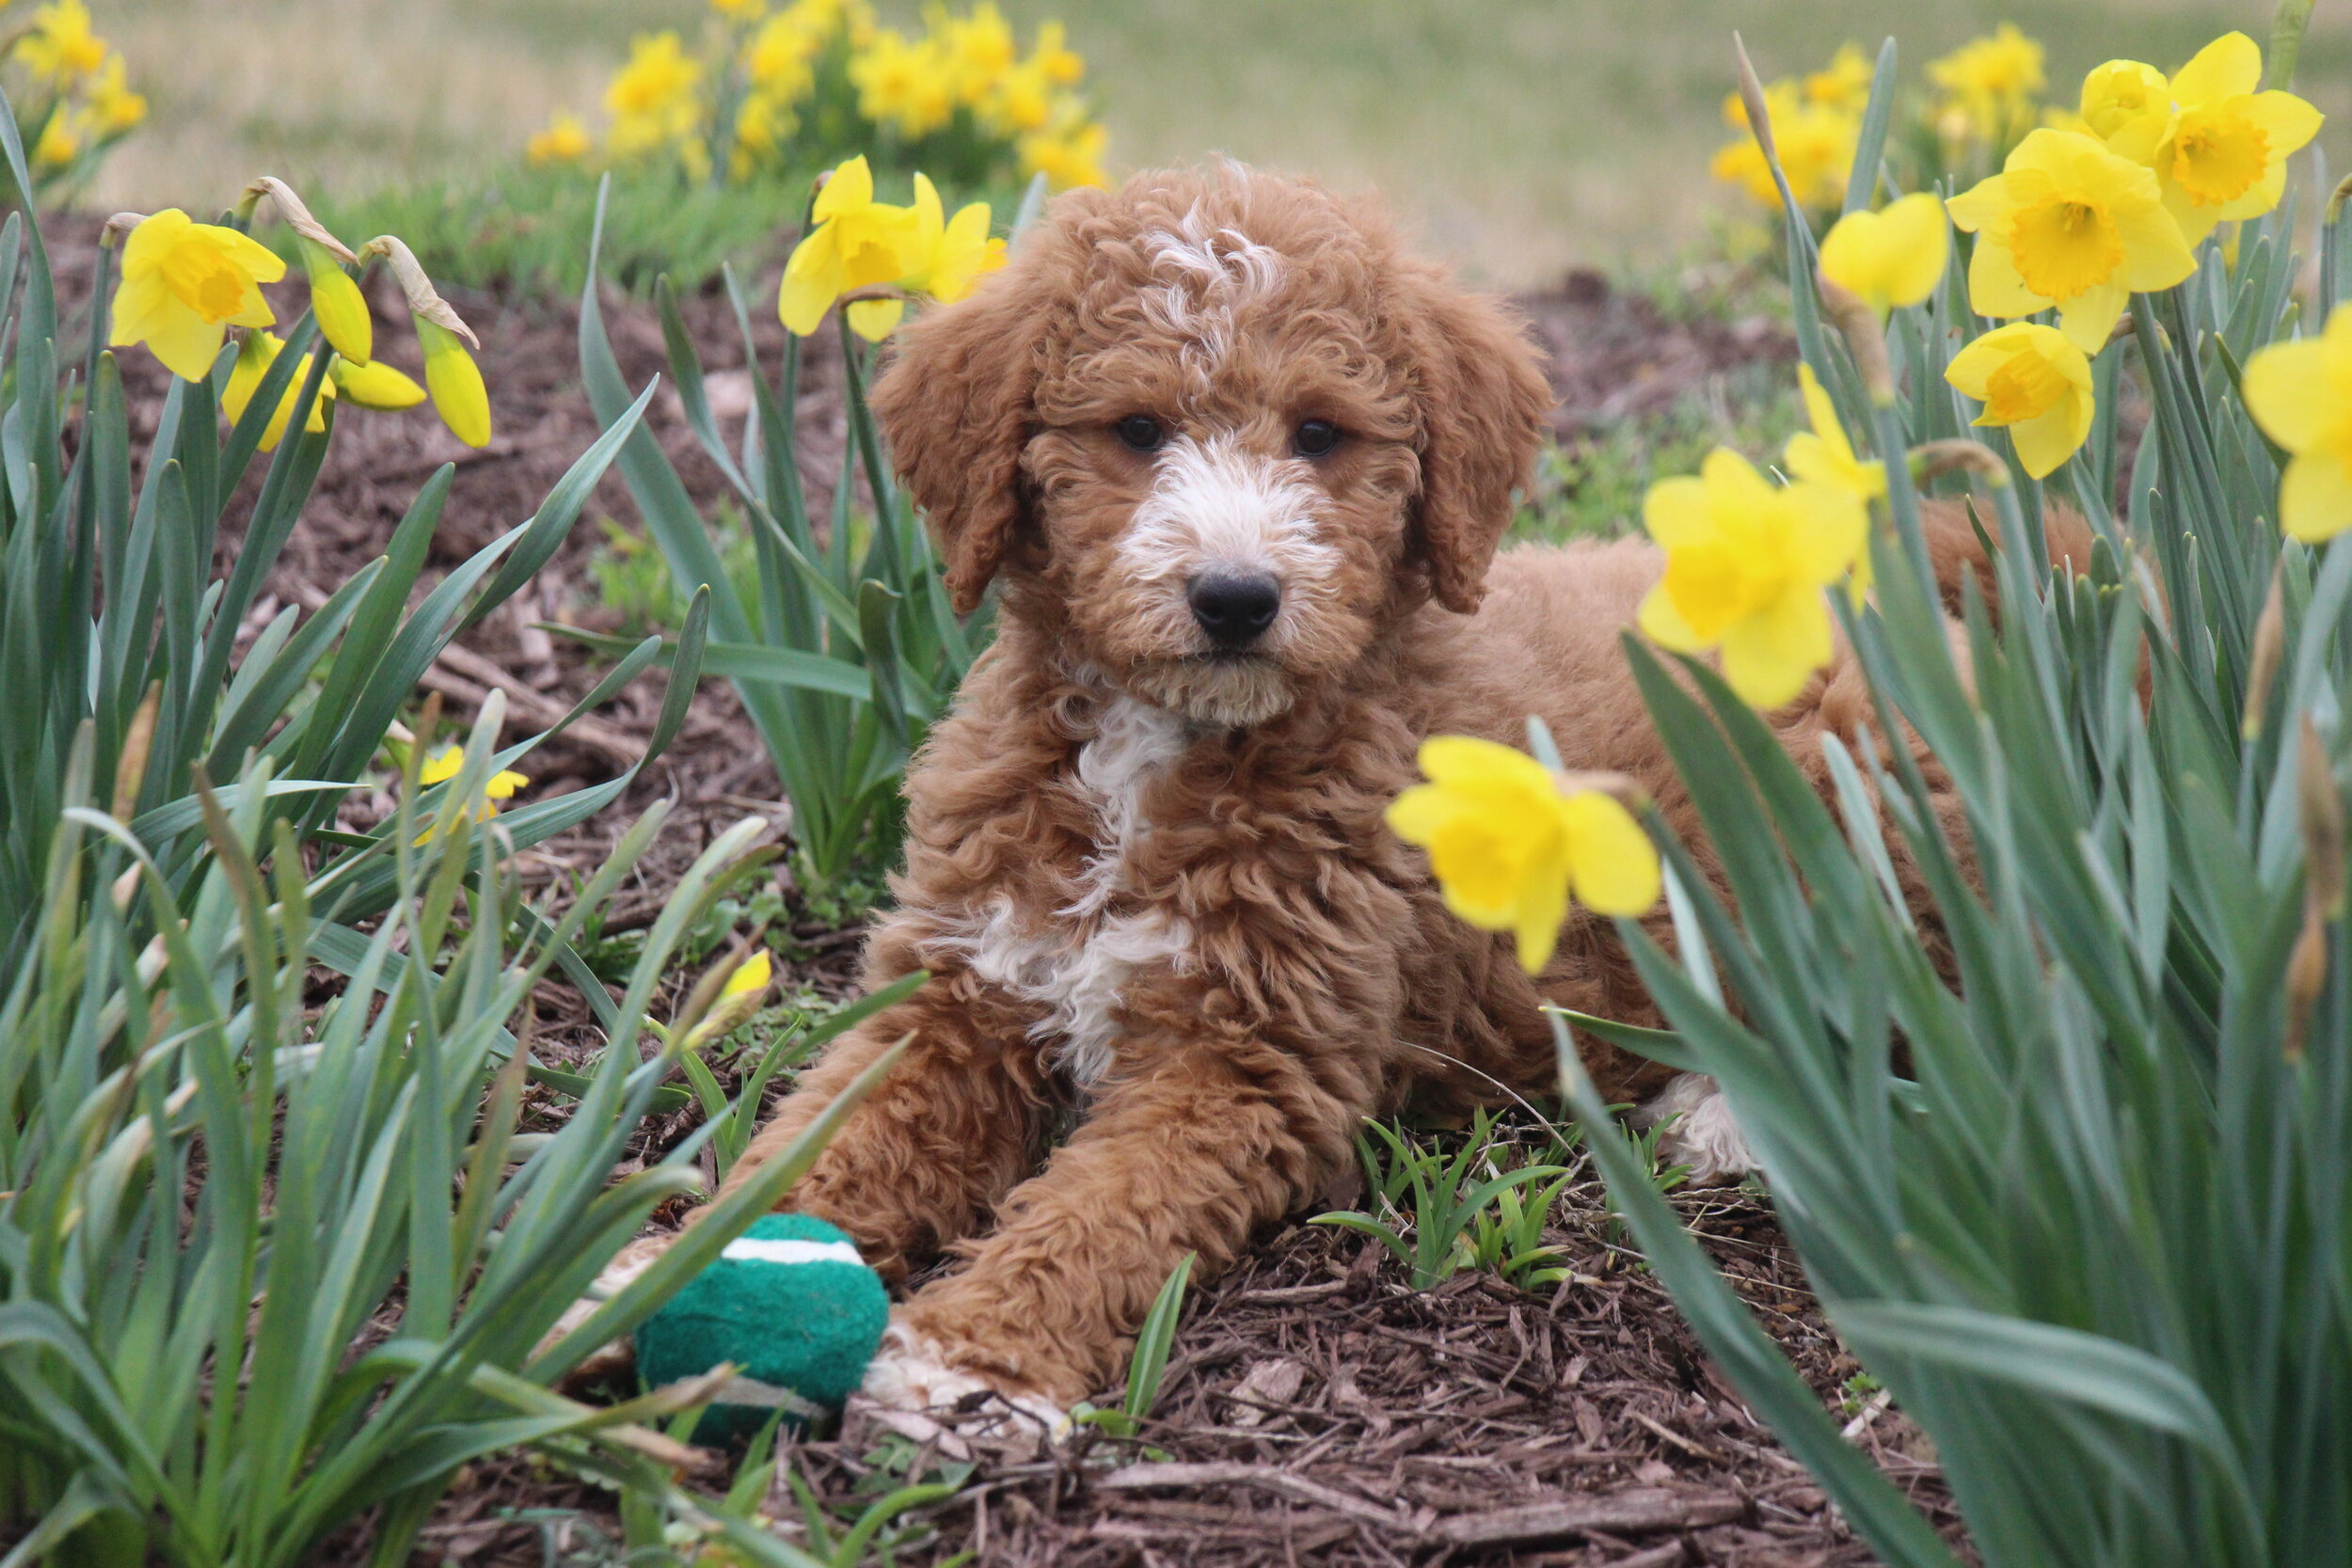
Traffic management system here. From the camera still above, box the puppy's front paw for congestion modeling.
[850,1319,1068,1460]
[539,1234,670,1388]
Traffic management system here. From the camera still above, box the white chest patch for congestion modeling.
[928,696,1197,1089]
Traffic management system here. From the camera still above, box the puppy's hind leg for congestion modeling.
[1641,1071,1756,1185]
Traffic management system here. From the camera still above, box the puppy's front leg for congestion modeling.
[874,1028,1355,1410]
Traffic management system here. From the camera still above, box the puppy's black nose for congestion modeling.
[1187,569,1281,650]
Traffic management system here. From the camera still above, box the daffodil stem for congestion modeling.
[2268,0,2316,91]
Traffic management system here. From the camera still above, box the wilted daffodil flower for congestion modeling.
[1386,736,1660,974]
[1947,128,2196,353]
[2090,34,2322,245]
[1945,323,2095,480]
[780,155,921,339]
[2244,310,2352,543]
[360,234,491,448]
[1818,193,1948,318]
[240,178,373,365]
[1637,449,1867,709]
[108,209,286,381]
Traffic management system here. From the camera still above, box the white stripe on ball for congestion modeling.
[720,1237,866,1267]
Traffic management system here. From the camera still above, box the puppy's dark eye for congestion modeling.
[1293,419,1342,457]
[1115,415,1165,452]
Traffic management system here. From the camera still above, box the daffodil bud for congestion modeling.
[2298,719,2344,919]
[1906,439,2011,485]
[301,238,372,366]
[2244,568,2286,741]
[416,319,491,448]
[329,356,425,411]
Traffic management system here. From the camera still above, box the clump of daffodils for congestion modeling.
[526,0,1107,196]
[779,153,1006,341]
[1715,25,2069,217]
[106,177,491,451]
[1664,26,2328,708]
[5,0,146,195]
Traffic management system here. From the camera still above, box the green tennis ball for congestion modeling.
[636,1213,887,1445]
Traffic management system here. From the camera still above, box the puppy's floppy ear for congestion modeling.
[870,230,1061,614]
[1395,262,1556,613]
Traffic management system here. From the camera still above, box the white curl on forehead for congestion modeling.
[1137,200,1285,396]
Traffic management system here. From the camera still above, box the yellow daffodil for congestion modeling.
[779,156,920,338]
[527,112,593,166]
[85,54,146,135]
[731,92,800,179]
[2079,59,2170,142]
[298,239,370,366]
[1386,736,1660,974]
[415,746,530,839]
[940,2,1018,109]
[1018,111,1109,191]
[849,27,957,139]
[223,332,331,451]
[31,107,78,169]
[1711,81,1856,211]
[1946,128,2197,354]
[984,57,1057,135]
[15,0,109,86]
[899,171,1006,305]
[108,209,286,382]
[1930,24,2045,144]
[330,356,426,410]
[1637,449,1867,709]
[1031,20,1083,87]
[1785,366,1880,605]
[1945,323,2094,481]
[723,949,773,998]
[416,319,490,448]
[2243,310,2352,543]
[1786,364,1884,503]
[2119,33,2323,245]
[1818,193,1948,318]
[1804,43,1874,116]
[605,31,705,157]
[744,9,821,99]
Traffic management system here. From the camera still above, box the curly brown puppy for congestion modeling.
[602,163,2002,1430]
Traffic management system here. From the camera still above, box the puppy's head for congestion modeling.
[872,165,1553,727]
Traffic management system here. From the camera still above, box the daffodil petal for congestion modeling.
[2169,31,2262,108]
[1561,792,1660,916]
[2281,450,2352,543]
[1719,586,1832,709]
[2243,336,2333,451]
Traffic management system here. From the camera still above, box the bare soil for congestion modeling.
[49,221,1956,1565]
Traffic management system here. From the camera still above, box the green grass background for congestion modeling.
[96,0,2352,285]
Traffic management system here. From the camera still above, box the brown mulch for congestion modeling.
[34,218,1966,1566]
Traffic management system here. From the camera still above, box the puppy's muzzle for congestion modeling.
[1187,568,1281,652]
